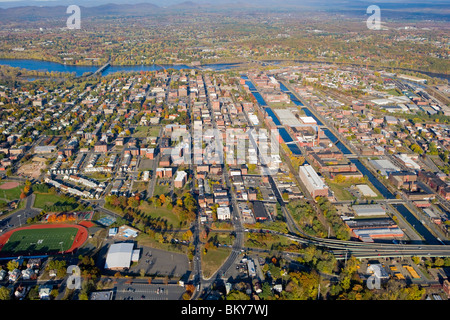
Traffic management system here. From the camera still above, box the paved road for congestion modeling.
[0,194,41,232]
[113,279,186,300]
[191,74,245,299]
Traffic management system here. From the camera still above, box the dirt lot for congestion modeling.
[17,159,47,179]
[0,181,19,190]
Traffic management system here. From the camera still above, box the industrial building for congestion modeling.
[299,164,329,198]
[356,184,378,198]
[351,226,404,242]
[352,204,387,217]
[252,201,271,221]
[273,109,303,127]
[369,159,400,177]
[104,242,140,271]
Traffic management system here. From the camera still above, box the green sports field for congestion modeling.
[1,227,78,255]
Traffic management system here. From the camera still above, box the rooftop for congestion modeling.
[299,164,327,190]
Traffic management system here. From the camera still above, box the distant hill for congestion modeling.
[0,1,447,22]
[0,2,161,22]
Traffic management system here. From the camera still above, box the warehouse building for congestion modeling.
[252,201,270,221]
[352,204,387,217]
[104,242,140,271]
[352,227,404,242]
[299,164,329,198]
[369,159,400,177]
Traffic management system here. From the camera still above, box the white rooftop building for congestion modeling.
[274,109,303,127]
[217,206,231,220]
[299,164,329,198]
[352,204,387,217]
[369,159,400,176]
[396,154,421,170]
[104,242,135,270]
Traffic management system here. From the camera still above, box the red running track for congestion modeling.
[0,223,88,254]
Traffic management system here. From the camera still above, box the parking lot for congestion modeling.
[130,246,190,278]
[114,281,186,300]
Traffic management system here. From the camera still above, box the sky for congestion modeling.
[0,0,448,10]
[0,0,448,5]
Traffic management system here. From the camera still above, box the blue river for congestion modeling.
[350,159,395,199]
[264,108,281,126]
[244,80,267,106]
[393,204,441,245]
[280,82,304,106]
[0,59,240,77]
[278,128,302,156]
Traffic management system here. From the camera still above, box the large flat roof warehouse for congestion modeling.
[353,227,404,240]
[299,164,327,190]
[356,184,378,197]
[369,159,400,176]
[352,204,387,217]
[104,242,134,270]
[395,154,421,170]
[299,116,317,125]
[273,109,303,127]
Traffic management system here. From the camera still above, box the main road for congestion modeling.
[192,74,246,299]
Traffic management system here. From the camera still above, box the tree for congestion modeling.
[0,286,11,300]
[411,256,421,265]
[183,230,193,241]
[7,260,19,272]
[259,282,274,300]
[182,292,191,300]
[159,194,166,205]
[434,257,445,267]
[283,271,320,300]
[410,143,424,155]
[226,290,251,300]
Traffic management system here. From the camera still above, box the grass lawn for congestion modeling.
[1,227,78,255]
[139,202,181,228]
[201,246,231,279]
[135,233,188,255]
[133,125,161,138]
[33,192,78,210]
[327,180,356,201]
[153,183,170,197]
[244,232,293,250]
[327,178,384,201]
[0,181,23,201]
[208,232,235,246]
[84,172,112,182]
[132,181,149,193]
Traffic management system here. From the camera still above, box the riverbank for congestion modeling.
[262,59,450,82]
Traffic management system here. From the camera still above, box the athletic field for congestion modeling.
[1,227,79,255]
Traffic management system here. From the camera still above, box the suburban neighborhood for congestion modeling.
[0,0,449,306]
